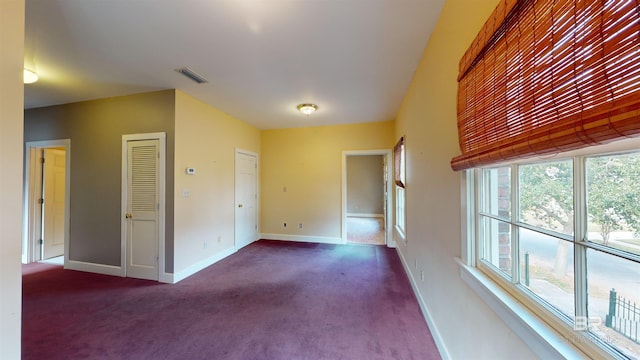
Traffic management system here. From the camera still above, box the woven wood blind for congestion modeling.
[394,137,405,187]
[452,0,640,171]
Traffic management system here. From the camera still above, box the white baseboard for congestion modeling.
[347,213,384,218]
[172,247,237,284]
[159,272,173,284]
[65,260,124,277]
[260,233,343,245]
[396,248,450,360]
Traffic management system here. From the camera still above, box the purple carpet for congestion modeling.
[22,240,440,359]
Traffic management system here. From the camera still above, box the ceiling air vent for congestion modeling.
[174,67,208,84]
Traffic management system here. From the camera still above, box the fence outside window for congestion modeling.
[606,289,640,344]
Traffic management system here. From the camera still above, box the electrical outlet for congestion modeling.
[298,223,303,229]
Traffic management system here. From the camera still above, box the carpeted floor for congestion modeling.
[22,240,440,360]
[347,216,386,245]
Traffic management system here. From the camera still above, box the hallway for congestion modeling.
[347,216,385,245]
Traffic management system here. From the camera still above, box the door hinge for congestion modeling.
[41,157,45,164]
[38,198,44,205]
[38,239,44,245]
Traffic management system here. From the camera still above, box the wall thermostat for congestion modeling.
[186,167,196,175]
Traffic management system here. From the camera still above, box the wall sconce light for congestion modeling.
[24,69,39,84]
[297,103,318,116]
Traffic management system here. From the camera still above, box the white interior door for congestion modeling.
[235,151,258,249]
[42,148,66,259]
[125,139,159,280]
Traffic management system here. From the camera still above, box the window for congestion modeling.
[396,186,405,236]
[394,137,406,238]
[474,150,640,359]
[456,1,640,356]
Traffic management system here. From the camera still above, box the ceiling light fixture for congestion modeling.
[23,69,38,84]
[297,103,318,116]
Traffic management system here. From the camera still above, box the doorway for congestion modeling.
[23,140,71,264]
[341,150,394,247]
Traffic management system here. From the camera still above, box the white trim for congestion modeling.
[65,260,123,277]
[455,258,587,359]
[23,139,71,266]
[341,149,394,248]
[159,272,174,284]
[234,148,260,250]
[460,170,476,266]
[260,233,342,245]
[121,132,166,281]
[396,247,449,360]
[172,247,237,283]
[346,213,384,218]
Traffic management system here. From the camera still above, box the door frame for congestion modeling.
[341,149,394,247]
[121,132,166,280]
[234,148,259,250]
[23,139,71,264]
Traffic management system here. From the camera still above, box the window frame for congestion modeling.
[395,186,406,239]
[394,137,406,241]
[462,139,640,359]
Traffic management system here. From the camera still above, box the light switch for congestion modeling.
[182,189,190,198]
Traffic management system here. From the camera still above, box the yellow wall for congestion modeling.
[261,121,394,241]
[173,90,260,274]
[0,0,24,357]
[395,0,537,358]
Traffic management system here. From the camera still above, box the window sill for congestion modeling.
[455,257,587,359]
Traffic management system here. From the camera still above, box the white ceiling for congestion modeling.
[24,0,444,130]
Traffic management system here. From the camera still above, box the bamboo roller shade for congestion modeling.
[452,0,640,171]
[394,137,405,188]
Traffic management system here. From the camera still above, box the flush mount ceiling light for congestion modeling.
[23,69,38,84]
[297,103,318,116]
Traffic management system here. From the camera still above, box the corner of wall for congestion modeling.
[0,1,25,358]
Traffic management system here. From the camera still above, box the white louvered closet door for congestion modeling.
[126,139,159,280]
